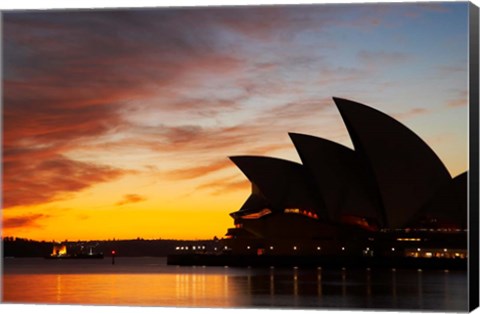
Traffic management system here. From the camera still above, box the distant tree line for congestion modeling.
[2,237,216,258]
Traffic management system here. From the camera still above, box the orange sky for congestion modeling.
[2,3,470,241]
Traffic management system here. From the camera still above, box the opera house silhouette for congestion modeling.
[224,97,467,260]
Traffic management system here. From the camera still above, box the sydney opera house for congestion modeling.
[223,98,467,260]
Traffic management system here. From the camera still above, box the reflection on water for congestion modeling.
[2,257,468,311]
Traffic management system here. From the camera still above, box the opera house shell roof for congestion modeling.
[229,98,467,234]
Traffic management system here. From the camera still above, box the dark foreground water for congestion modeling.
[1,257,468,311]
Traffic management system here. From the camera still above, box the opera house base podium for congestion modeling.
[167,254,467,270]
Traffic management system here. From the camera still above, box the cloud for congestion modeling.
[3,214,50,229]
[446,90,468,108]
[3,155,129,209]
[392,107,430,120]
[115,194,147,206]
[357,50,410,67]
[165,159,233,180]
[196,176,250,195]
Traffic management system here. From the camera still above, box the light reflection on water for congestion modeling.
[2,257,468,311]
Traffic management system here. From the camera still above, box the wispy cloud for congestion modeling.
[165,159,233,180]
[392,107,430,120]
[357,50,410,68]
[196,175,250,195]
[3,214,50,229]
[115,194,147,206]
[3,156,129,209]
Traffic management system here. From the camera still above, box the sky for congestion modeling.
[2,2,470,241]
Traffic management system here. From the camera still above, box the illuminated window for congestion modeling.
[396,238,421,242]
[284,208,318,219]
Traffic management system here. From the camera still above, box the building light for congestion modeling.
[180,247,184,250]
[270,246,274,250]
[341,247,345,251]
[391,248,395,251]
[396,238,421,242]
[185,247,189,250]
[443,248,448,252]
[224,246,228,250]
[425,252,432,257]
[417,248,421,251]
[293,246,297,250]
[193,246,196,250]
[366,247,370,251]
[247,246,250,250]
[175,247,180,250]
[214,247,217,251]
[317,246,321,250]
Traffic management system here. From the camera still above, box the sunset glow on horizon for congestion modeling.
[2,3,469,241]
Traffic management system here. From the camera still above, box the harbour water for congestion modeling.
[2,257,468,311]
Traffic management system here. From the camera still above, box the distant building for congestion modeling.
[224,98,467,258]
[51,243,68,257]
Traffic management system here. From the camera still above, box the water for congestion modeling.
[2,257,468,311]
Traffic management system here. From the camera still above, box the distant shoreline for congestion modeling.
[2,237,217,258]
